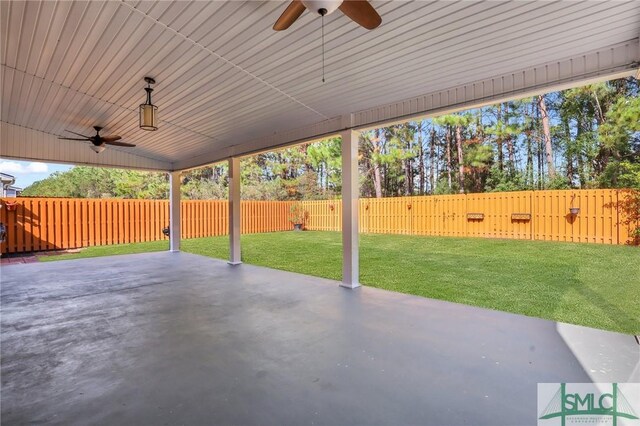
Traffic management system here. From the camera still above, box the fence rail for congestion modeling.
[0,189,636,254]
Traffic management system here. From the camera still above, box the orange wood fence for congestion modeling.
[0,190,636,254]
[302,189,638,245]
[0,199,294,254]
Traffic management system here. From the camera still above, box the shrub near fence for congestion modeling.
[0,189,636,254]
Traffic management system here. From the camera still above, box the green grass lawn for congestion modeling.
[40,231,640,335]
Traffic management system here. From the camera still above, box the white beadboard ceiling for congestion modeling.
[1,0,639,171]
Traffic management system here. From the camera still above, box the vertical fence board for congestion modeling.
[50,199,57,249]
[31,199,41,251]
[6,200,16,253]
[22,200,31,252]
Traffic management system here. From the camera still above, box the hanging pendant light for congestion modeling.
[139,77,158,131]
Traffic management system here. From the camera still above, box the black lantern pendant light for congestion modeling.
[139,77,158,131]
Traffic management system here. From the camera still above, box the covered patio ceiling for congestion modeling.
[2,0,639,171]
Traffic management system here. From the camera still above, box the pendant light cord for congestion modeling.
[321,13,325,83]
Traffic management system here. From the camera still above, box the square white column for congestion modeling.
[341,130,360,289]
[228,157,242,265]
[169,171,181,252]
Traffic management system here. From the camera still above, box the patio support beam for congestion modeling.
[228,157,242,265]
[169,171,181,252]
[340,130,360,289]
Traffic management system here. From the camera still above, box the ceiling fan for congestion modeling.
[58,126,135,154]
[273,0,381,31]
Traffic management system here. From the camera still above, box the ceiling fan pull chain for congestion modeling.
[321,13,325,83]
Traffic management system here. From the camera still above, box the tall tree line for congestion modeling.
[358,78,639,197]
[22,78,640,200]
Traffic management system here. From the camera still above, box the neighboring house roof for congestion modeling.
[2,184,22,198]
[0,172,16,186]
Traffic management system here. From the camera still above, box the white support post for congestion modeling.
[341,130,360,289]
[228,157,242,265]
[169,171,181,252]
[636,33,640,79]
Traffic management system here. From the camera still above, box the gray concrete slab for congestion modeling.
[1,252,638,425]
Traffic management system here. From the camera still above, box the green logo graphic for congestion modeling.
[539,383,638,426]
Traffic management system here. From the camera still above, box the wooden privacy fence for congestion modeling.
[302,189,638,245]
[0,189,636,254]
[0,199,294,254]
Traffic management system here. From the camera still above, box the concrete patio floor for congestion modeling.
[1,252,638,425]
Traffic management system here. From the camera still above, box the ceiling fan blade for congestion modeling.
[58,137,89,141]
[339,1,381,29]
[105,140,136,147]
[101,135,122,142]
[64,129,92,138]
[273,1,306,31]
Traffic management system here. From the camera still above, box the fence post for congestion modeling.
[464,194,468,238]
[530,191,534,240]
[616,190,620,245]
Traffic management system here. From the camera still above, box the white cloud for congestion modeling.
[0,161,48,174]
[27,162,48,173]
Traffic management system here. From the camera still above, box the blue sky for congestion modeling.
[0,158,72,189]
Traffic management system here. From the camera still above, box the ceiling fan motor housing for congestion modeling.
[301,0,342,15]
